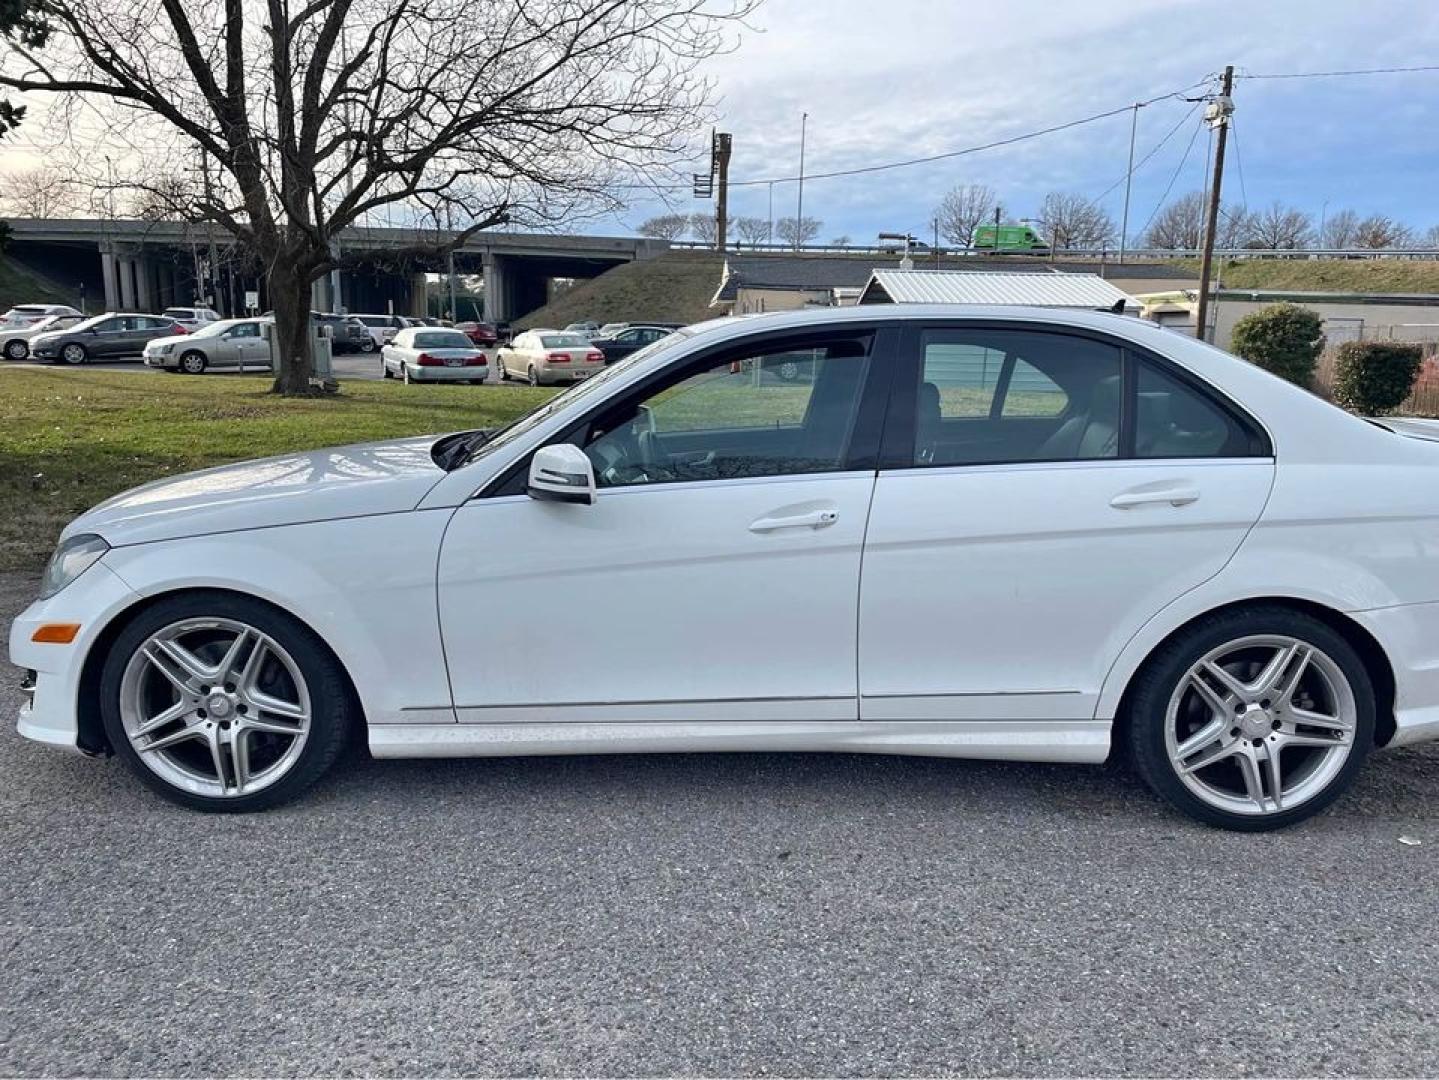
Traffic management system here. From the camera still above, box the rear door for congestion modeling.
[858,321,1275,725]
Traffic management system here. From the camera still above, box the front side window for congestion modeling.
[582,335,872,488]
[228,322,261,339]
[914,329,1121,466]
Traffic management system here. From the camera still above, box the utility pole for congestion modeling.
[932,217,940,266]
[1195,65,1234,342]
[713,132,732,251]
[1118,103,1140,263]
[794,112,807,252]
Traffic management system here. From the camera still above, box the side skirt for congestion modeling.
[369,719,1111,764]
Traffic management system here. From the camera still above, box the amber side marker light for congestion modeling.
[31,623,81,644]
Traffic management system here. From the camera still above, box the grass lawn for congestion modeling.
[0,369,554,572]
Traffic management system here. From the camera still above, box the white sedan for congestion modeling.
[380,327,488,383]
[13,305,1439,828]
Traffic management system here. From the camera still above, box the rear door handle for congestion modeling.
[1110,487,1201,509]
[749,509,839,533]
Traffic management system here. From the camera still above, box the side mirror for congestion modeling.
[527,444,596,506]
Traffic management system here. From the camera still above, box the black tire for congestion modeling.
[359,338,376,354]
[179,350,208,375]
[60,342,88,366]
[3,339,27,360]
[495,359,508,382]
[1125,604,1375,831]
[382,361,393,379]
[527,364,539,387]
[99,591,354,813]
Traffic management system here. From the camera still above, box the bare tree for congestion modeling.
[2,0,754,392]
[829,234,850,246]
[638,213,692,241]
[1244,201,1313,249]
[1320,208,1359,249]
[688,212,716,244]
[1352,213,1415,250]
[1144,191,1205,250]
[0,0,45,134]
[128,174,202,221]
[732,215,769,244]
[1423,224,1439,250]
[0,167,76,217]
[775,216,821,247]
[934,183,998,247]
[1039,192,1114,250]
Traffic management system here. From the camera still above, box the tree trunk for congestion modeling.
[268,260,316,394]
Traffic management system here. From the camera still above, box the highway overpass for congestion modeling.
[4,218,667,321]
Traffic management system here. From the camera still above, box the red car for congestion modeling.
[455,321,498,347]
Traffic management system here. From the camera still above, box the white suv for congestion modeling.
[160,307,223,331]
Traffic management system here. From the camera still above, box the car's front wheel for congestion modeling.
[179,350,208,375]
[100,592,354,812]
[1126,606,1374,831]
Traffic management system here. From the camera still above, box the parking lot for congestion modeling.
[2,571,1438,1076]
[1,350,506,383]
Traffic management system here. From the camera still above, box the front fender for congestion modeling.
[102,509,458,727]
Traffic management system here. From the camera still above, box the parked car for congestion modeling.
[494,321,514,344]
[29,312,188,365]
[159,306,223,332]
[1,313,88,360]
[495,330,605,385]
[597,322,630,338]
[590,324,677,364]
[1,303,82,327]
[353,313,408,348]
[380,327,488,384]
[143,317,274,374]
[19,305,1439,828]
[454,321,498,348]
[563,321,601,339]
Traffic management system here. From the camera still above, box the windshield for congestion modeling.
[458,328,696,470]
[190,319,250,338]
[161,308,194,319]
[541,334,588,348]
[414,331,472,349]
[65,314,109,332]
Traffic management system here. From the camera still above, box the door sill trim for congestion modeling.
[369,718,1111,764]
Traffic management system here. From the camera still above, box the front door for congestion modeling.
[858,322,1275,724]
[437,327,894,724]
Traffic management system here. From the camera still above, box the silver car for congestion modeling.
[381,326,489,383]
[143,317,274,374]
[1,313,87,360]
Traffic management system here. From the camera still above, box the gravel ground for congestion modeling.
[2,569,1438,1077]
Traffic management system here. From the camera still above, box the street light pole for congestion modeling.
[795,111,807,252]
[1118,103,1140,263]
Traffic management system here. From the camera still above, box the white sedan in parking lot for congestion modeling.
[13,304,1439,829]
[381,327,488,383]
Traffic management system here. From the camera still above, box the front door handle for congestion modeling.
[1110,487,1200,509]
[749,509,839,533]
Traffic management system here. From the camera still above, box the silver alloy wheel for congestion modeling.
[180,351,206,374]
[4,339,26,360]
[1165,634,1357,816]
[119,617,312,799]
[61,343,87,365]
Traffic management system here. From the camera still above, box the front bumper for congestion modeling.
[144,352,179,369]
[9,561,141,754]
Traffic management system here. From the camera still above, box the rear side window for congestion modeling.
[1134,361,1256,458]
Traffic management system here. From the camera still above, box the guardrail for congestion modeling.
[669,241,1439,262]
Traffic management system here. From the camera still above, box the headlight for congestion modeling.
[158,343,175,355]
[39,534,109,600]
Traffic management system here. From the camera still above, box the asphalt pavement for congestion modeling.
[2,569,1439,1076]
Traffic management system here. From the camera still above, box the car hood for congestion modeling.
[67,436,445,547]
[144,334,191,350]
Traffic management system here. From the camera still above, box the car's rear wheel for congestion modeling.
[179,350,207,374]
[100,593,353,812]
[359,339,376,354]
[1126,606,1374,831]
[60,342,88,365]
[382,360,393,379]
[401,363,412,384]
[495,359,507,381]
[4,339,27,360]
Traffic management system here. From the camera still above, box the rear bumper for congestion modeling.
[1351,601,1439,748]
[405,364,488,381]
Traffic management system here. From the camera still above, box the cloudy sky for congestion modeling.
[605,0,1439,243]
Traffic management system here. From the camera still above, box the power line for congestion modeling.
[1090,99,1203,206]
[1229,116,1249,207]
[1139,110,1207,239]
[1238,63,1439,81]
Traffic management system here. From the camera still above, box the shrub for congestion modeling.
[1229,302,1325,386]
[1332,341,1424,415]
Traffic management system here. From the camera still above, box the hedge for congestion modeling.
[1332,340,1424,415]
[1229,302,1325,387]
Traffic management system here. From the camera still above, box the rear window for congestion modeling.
[413,331,472,349]
[541,334,588,348]
[358,316,390,327]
